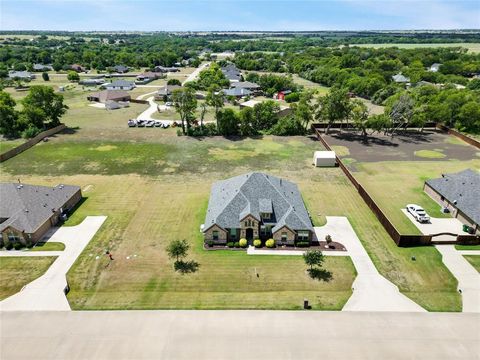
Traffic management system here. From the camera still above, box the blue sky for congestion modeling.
[1,0,479,31]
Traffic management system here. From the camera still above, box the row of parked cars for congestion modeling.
[128,119,170,128]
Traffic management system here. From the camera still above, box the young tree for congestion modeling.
[42,72,50,81]
[22,85,68,127]
[67,71,80,82]
[172,87,197,135]
[238,107,257,136]
[387,93,414,135]
[252,100,280,131]
[303,250,324,271]
[198,101,208,128]
[216,108,239,136]
[206,86,225,127]
[350,99,370,140]
[315,87,352,134]
[166,239,190,263]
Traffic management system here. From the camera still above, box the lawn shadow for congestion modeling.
[307,268,333,282]
[60,126,80,136]
[174,260,200,274]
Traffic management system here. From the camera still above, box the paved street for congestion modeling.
[0,216,107,311]
[1,310,478,360]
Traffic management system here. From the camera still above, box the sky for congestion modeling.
[1,0,479,31]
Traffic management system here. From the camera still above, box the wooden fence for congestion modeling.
[311,124,479,247]
[436,124,480,149]
[0,124,66,163]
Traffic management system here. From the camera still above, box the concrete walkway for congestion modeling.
[321,217,425,312]
[1,311,477,360]
[136,90,158,100]
[183,62,210,84]
[457,250,480,255]
[0,216,107,311]
[435,245,480,313]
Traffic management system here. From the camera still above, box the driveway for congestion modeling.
[401,209,464,240]
[183,62,210,84]
[1,311,477,360]
[0,216,107,311]
[435,245,480,313]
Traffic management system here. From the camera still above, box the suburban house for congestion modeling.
[231,81,261,95]
[8,71,35,80]
[32,63,53,72]
[0,183,82,245]
[70,64,86,72]
[392,73,410,83]
[153,66,179,73]
[87,90,131,103]
[274,90,292,100]
[203,172,314,246]
[79,78,105,86]
[240,99,292,117]
[222,87,251,98]
[154,85,182,100]
[428,63,442,72]
[135,72,163,84]
[113,65,129,73]
[221,64,242,82]
[102,80,136,91]
[424,169,480,233]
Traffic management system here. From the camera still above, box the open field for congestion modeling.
[1,130,462,311]
[463,256,480,273]
[291,74,330,95]
[0,257,57,300]
[354,43,480,53]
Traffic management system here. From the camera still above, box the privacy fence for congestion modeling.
[311,123,479,247]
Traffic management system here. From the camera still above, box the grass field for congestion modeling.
[455,244,480,251]
[0,257,57,300]
[354,43,480,53]
[354,160,480,234]
[1,131,462,311]
[30,242,65,251]
[463,255,480,273]
[0,139,24,153]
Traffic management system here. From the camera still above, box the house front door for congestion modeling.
[245,228,254,241]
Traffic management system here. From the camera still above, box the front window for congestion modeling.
[281,232,287,241]
[212,230,219,240]
[230,228,236,239]
[297,231,309,241]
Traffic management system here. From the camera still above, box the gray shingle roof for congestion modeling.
[231,81,260,89]
[392,74,410,83]
[0,183,80,234]
[221,64,241,81]
[222,88,251,97]
[204,172,313,233]
[426,169,480,225]
[104,80,135,88]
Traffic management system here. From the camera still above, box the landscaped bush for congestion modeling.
[206,240,214,247]
[0,242,4,249]
[296,241,310,248]
[234,241,240,248]
[253,239,262,248]
[239,238,247,248]
[284,92,300,103]
[227,242,234,248]
[5,243,13,250]
[26,241,34,248]
[14,242,24,250]
[265,239,275,248]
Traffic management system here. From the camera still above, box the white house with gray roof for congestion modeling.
[424,169,480,233]
[102,80,136,91]
[203,172,313,245]
[0,183,82,245]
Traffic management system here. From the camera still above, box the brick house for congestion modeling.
[0,183,82,245]
[203,172,313,246]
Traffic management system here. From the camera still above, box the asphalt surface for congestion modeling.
[1,311,478,359]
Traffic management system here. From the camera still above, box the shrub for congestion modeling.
[253,239,262,248]
[239,238,248,248]
[26,241,34,248]
[22,125,41,139]
[206,240,214,247]
[234,241,240,248]
[284,92,300,103]
[265,239,275,248]
[5,243,13,250]
[296,241,310,248]
[325,234,332,244]
[176,129,183,136]
[0,241,4,249]
[227,242,234,248]
[42,72,49,81]
[14,242,24,250]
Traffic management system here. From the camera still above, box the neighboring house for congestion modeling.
[0,183,82,245]
[231,81,261,94]
[274,90,292,100]
[135,72,164,84]
[70,64,86,72]
[221,64,241,82]
[203,172,314,245]
[33,63,53,72]
[222,87,252,98]
[428,63,442,72]
[424,169,480,233]
[8,71,35,80]
[240,99,292,117]
[392,73,410,83]
[113,65,129,73]
[102,80,136,91]
[87,90,131,103]
[79,78,105,86]
[153,66,179,73]
[154,85,182,100]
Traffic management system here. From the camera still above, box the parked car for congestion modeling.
[128,119,136,127]
[162,123,170,129]
[165,102,173,107]
[145,120,155,127]
[136,120,145,127]
[154,120,162,127]
[406,204,430,223]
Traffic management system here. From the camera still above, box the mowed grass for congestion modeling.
[354,43,480,53]
[463,256,480,273]
[0,256,57,300]
[354,160,480,234]
[30,242,65,251]
[455,244,480,251]
[0,139,24,153]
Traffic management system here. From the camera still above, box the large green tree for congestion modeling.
[22,85,68,127]
[315,87,352,134]
[172,87,197,135]
[0,91,19,137]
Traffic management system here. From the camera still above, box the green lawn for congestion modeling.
[30,242,65,251]
[353,43,480,53]
[0,139,24,153]
[0,257,57,300]
[455,244,480,251]
[463,255,480,273]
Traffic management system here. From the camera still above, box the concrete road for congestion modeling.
[1,311,478,360]
[183,62,210,84]
[0,216,107,311]
[435,245,480,313]
[316,217,425,312]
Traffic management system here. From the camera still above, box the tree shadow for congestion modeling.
[307,268,332,282]
[174,260,200,274]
